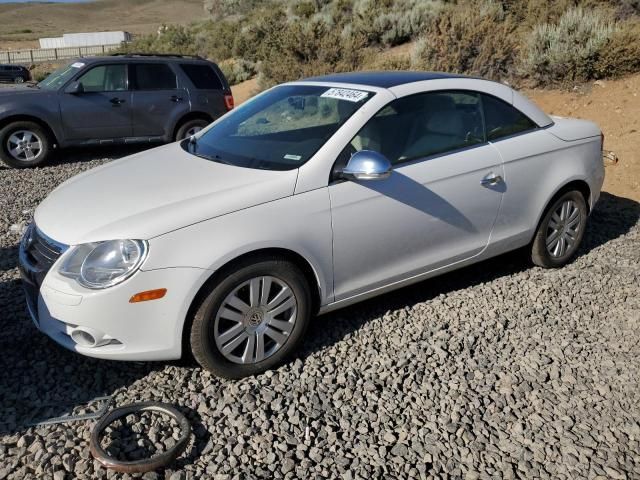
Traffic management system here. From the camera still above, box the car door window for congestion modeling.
[481,94,537,141]
[77,64,127,92]
[335,91,485,176]
[132,63,177,90]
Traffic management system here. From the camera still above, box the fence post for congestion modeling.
[6,52,9,63]
[54,48,58,60]
[78,47,82,58]
[30,49,34,63]
[102,45,105,54]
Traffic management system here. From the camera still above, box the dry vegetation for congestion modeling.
[119,0,640,89]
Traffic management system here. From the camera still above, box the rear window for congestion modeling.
[180,64,223,90]
[133,63,177,90]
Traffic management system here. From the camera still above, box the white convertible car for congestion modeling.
[19,72,604,378]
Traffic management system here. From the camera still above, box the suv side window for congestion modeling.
[336,91,485,174]
[481,94,537,141]
[132,63,177,90]
[179,64,223,90]
[77,64,127,92]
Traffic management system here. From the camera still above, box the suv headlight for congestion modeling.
[59,239,148,289]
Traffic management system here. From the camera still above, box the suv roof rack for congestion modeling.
[110,53,205,60]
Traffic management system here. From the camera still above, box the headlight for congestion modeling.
[59,239,148,289]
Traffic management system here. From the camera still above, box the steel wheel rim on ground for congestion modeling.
[7,130,43,162]
[213,275,298,364]
[546,199,582,258]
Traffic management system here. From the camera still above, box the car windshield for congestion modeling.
[38,60,85,90]
[184,84,374,170]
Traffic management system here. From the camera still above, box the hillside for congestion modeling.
[0,0,203,50]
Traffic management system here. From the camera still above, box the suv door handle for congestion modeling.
[170,95,183,102]
[480,172,503,187]
[109,97,125,105]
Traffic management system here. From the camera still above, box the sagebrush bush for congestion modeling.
[219,58,258,85]
[411,2,518,80]
[595,20,640,77]
[362,53,411,71]
[521,7,614,83]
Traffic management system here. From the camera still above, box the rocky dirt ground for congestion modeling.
[0,79,639,479]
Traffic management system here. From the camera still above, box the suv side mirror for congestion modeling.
[341,150,392,181]
[65,81,84,94]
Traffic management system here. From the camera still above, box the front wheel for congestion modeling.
[531,190,588,268]
[189,257,312,379]
[0,121,52,168]
[14,76,25,84]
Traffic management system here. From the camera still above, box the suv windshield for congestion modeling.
[38,61,85,90]
[184,85,374,170]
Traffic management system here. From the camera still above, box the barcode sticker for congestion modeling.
[321,88,369,103]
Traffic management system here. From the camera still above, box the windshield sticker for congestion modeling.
[321,88,369,103]
[284,154,302,161]
[71,62,85,68]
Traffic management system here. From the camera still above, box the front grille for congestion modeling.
[20,225,68,288]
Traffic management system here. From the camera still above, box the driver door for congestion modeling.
[329,91,505,300]
[60,63,133,141]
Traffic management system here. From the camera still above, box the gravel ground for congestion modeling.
[1,150,639,480]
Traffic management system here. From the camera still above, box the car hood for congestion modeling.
[0,85,44,98]
[35,142,298,245]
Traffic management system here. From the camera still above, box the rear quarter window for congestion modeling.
[482,94,537,141]
[180,64,223,90]
[132,63,177,90]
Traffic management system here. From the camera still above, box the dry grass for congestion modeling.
[0,0,203,49]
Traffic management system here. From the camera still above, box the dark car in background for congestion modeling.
[0,54,233,168]
[0,64,31,84]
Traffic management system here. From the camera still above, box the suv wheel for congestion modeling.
[531,190,587,268]
[14,76,25,84]
[0,121,52,168]
[189,257,312,379]
[175,119,210,141]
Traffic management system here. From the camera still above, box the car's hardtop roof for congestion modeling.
[77,55,216,65]
[301,71,472,88]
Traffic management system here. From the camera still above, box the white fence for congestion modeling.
[1,43,123,65]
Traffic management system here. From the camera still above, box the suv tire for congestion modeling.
[189,257,312,379]
[175,118,210,141]
[14,76,25,84]
[0,121,52,168]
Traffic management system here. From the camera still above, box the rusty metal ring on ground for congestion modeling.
[90,401,191,473]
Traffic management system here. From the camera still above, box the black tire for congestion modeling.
[531,190,588,268]
[0,121,52,168]
[14,76,25,84]
[189,257,312,379]
[175,118,210,141]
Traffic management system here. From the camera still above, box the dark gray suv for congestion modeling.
[0,64,31,84]
[0,54,233,168]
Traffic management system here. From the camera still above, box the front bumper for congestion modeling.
[19,248,208,361]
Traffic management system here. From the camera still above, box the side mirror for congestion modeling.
[65,81,84,94]
[341,150,392,181]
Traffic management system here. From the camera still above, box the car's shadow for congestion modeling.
[298,191,640,360]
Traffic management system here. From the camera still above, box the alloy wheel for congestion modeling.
[546,199,582,258]
[213,276,298,364]
[7,130,43,162]
[185,126,203,138]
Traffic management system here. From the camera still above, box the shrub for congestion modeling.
[257,16,367,87]
[411,2,519,80]
[520,7,614,83]
[362,52,411,71]
[219,58,258,85]
[121,25,197,56]
[594,21,640,77]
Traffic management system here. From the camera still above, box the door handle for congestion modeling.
[480,172,503,187]
[109,97,125,105]
[170,95,183,102]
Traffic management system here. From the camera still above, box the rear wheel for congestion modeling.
[175,118,210,141]
[0,121,52,168]
[189,257,311,379]
[14,76,25,84]
[531,190,587,268]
